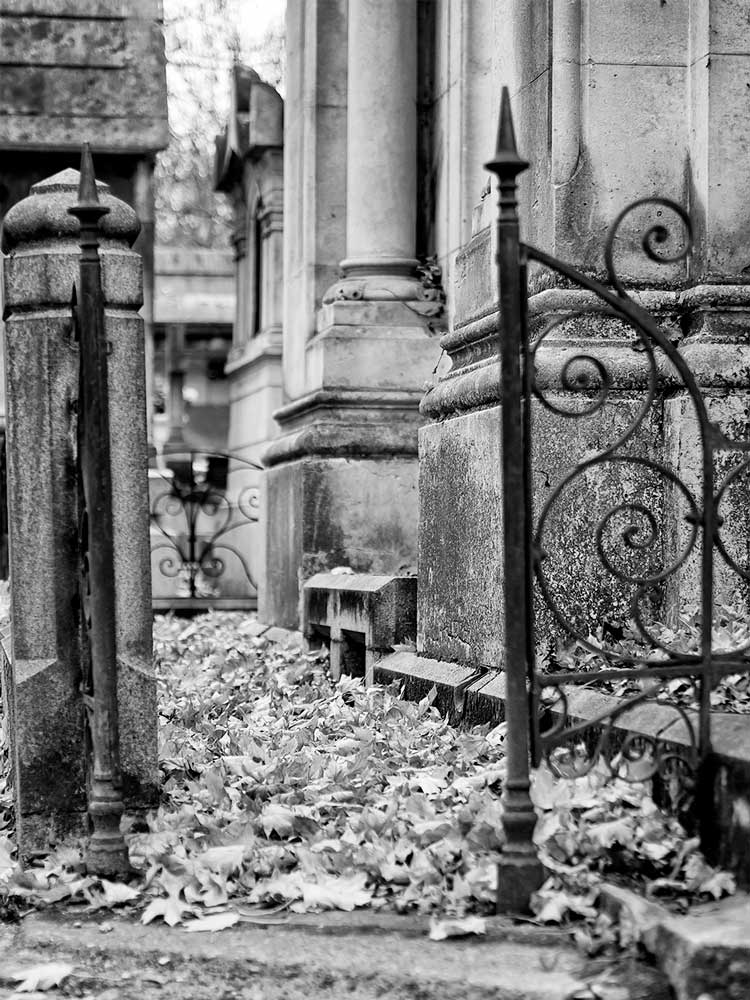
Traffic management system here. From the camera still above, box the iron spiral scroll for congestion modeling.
[525,198,750,790]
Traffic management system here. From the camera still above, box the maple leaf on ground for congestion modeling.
[3,961,74,992]
[260,803,295,838]
[90,879,141,908]
[141,868,195,926]
[141,893,194,927]
[532,880,599,923]
[429,915,486,940]
[297,872,373,912]
[183,911,239,932]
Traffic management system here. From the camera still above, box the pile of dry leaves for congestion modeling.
[0,612,736,938]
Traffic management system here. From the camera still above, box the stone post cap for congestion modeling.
[2,168,140,254]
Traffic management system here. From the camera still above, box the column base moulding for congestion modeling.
[264,388,426,466]
[423,285,750,420]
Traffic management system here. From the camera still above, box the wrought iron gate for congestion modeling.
[70,146,129,875]
[489,89,750,910]
[149,447,261,611]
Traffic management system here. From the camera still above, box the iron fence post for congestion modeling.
[69,145,130,876]
[486,89,546,912]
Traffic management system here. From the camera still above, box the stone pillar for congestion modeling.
[664,0,750,610]
[262,0,443,627]
[418,0,750,666]
[2,168,159,855]
[342,0,417,278]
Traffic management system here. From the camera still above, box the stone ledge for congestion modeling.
[6,910,670,1000]
[601,883,750,1000]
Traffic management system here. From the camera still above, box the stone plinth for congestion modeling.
[263,445,421,629]
[303,573,417,685]
[2,168,158,854]
[417,0,750,670]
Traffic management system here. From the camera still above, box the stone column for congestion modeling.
[341,0,417,280]
[262,0,443,626]
[2,168,159,855]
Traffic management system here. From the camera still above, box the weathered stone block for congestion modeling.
[586,0,688,65]
[0,4,167,152]
[303,572,417,683]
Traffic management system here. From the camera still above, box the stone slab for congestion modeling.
[304,573,417,647]
[602,884,750,1000]
[0,115,168,153]
[0,66,164,118]
[1,909,673,1000]
[0,16,154,68]
[0,1,161,16]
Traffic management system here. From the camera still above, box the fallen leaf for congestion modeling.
[141,894,194,927]
[297,873,372,912]
[428,915,486,940]
[183,911,240,932]
[9,962,74,992]
[260,803,295,838]
[98,879,141,906]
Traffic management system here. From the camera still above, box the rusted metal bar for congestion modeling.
[69,144,130,876]
[485,89,545,912]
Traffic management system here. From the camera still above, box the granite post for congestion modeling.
[2,167,159,856]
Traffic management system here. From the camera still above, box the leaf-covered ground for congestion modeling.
[0,612,737,942]
[547,600,750,713]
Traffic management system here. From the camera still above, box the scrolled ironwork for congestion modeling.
[534,454,702,667]
[603,197,693,300]
[488,86,750,912]
[149,448,262,604]
[538,679,698,790]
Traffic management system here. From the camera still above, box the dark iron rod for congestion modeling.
[486,88,545,912]
[69,144,130,876]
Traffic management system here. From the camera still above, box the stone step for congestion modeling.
[602,884,750,1000]
[0,911,672,1000]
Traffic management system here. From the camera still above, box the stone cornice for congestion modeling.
[274,387,426,425]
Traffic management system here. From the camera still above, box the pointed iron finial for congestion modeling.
[484,87,529,178]
[69,142,109,223]
[78,142,98,205]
